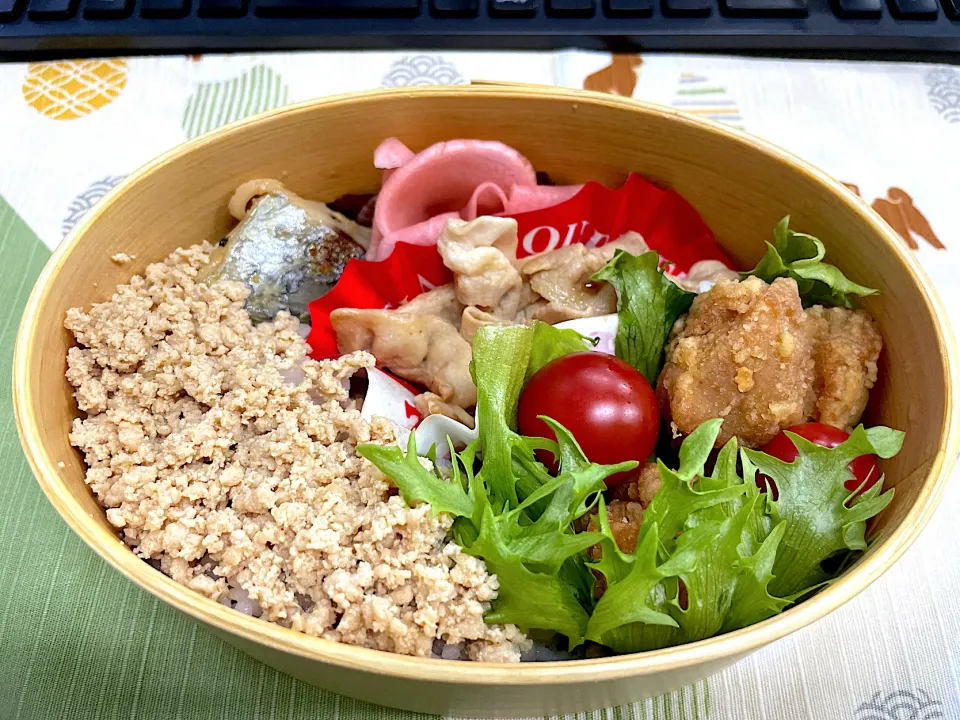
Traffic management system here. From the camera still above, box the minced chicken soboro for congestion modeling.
[64,243,530,661]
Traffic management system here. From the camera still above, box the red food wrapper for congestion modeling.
[308,173,732,359]
[511,173,732,271]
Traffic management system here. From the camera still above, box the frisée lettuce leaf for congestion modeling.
[525,321,597,384]
[358,430,626,643]
[591,250,695,385]
[743,425,902,596]
[743,216,878,309]
[465,322,599,508]
[581,420,902,653]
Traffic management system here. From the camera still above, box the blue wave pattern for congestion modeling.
[925,68,960,124]
[381,55,465,88]
[855,689,945,720]
[61,174,126,236]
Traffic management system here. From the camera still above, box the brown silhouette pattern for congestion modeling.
[842,183,945,251]
[584,54,643,97]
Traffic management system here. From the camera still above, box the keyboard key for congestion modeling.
[140,0,188,14]
[431,0,476,12]
[889,0,937,16]
[548,0,594,13]
[84,0,131,16]
[604,0,652,14]
[256,0,418,14]
[942,0,959,16]
[722,0,805,14]
[198,0,245,14]
[832,0,881,16]
[662,0,710,14]
[28,0,76,17]
[0,0,24,19]
[489,0,537,14]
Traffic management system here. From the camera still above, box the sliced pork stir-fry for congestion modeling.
[519,234,646,324]
[459,306,513,344]
[330,219,697,411]
[519,241,617,319]
[670,259,740,292]
[413,391,476,429]
[330,284,476,408]
[437,216,523,317]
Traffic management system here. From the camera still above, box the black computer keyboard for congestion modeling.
[0,0,958,57]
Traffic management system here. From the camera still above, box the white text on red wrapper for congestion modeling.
[520,220,679,275]
[521,220,611,255]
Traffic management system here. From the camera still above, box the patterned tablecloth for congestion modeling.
[0,50,958,720]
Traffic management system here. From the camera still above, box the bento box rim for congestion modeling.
[13,83,960,687]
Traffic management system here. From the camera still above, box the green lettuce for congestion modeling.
[471,322,602,508]
[469,500,592,644]
[469,325,532,508]
[743,216,878,308]
[743,425,902,596]
[591,250,695,384]
[358,433,475,520]
[585,515,716,652]
[583,420,901,653]
[525,321,596,384]
[359,429,624,642]
[360,323,634,644]
[585,421,757,651]
[361,323,904,654]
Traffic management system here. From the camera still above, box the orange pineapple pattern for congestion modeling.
[22,59,129,121]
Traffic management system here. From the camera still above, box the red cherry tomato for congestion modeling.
[758,422,880,499]
[517,352,659,486]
